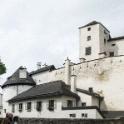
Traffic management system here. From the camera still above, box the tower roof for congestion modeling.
[79,21,110,32]
[2,66,36,88]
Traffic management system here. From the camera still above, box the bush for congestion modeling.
[0,62,6,75]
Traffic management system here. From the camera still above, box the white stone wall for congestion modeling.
[2,85,32,116]
[0,94,3,117]
[0,94,2,107]
[9,96,102,119]
[107,39,124,56]
[77,92,92,106]
[99,24,110,54]
[77,92,99,107]
[32,68,65,85]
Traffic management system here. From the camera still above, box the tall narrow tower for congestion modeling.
[79,21,110,62]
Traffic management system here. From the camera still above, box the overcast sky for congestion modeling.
[0,0,124,85]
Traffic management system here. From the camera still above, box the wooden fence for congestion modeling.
[1,118,124,124]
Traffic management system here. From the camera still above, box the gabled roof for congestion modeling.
[29,65,56,76]
[2,67,36,89]
[79,21,110,32]
[76,88,103,100]
[108,36,124,42]
[8,80,80,103]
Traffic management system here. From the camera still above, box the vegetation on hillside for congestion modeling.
[0,61,6,75]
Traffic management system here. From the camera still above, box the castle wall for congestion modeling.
[74,56,124,111]
[31,56,124,111]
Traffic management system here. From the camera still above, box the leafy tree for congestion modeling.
[0,61,6,75]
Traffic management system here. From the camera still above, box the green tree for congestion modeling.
[0,61,6,75]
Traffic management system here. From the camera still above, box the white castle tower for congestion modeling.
[79,21,110,62]
[1,66,36,116]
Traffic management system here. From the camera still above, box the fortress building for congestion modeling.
[1,21,124,119]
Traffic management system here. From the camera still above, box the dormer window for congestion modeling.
[87,36,91,41]
[87,27,91,31]
[19,68,27,78]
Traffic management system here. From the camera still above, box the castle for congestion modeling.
[1,21,124,119]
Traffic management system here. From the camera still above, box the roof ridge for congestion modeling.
[8,81,80,103]
[29,65,56,76]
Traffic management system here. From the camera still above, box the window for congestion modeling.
[104,30,107,34]
[85,47,91,55]
[12,104,15,113]
[19,68,27,78]
[87,27,91,31]
[67,100,73,107]
[4,109,6,113]
[112,44,115,46]
[19,103,23,112]
[82,113,85,117]
[85,113,88,118]
[109,52,114,57]
[36,101,42,112]
[48,100,54,111]
[27,102,32,112]
[70,114,76,118]
[82,113,88,118]
[87,36,91,41]
[104,39,106,44]
[82,102,86,107]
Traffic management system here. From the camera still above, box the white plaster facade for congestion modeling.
[2,85,32,117]
[10,96,102,119]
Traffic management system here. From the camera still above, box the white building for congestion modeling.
[1,21,124,119]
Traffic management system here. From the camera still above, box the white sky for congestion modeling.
[0,0,124,85]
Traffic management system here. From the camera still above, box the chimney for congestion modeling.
[71,75,77,93]
[19,67,27,78]
[37,62,41,70]
[43,63,47,67]
[64,57,71,85]
[89,87,93,93]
